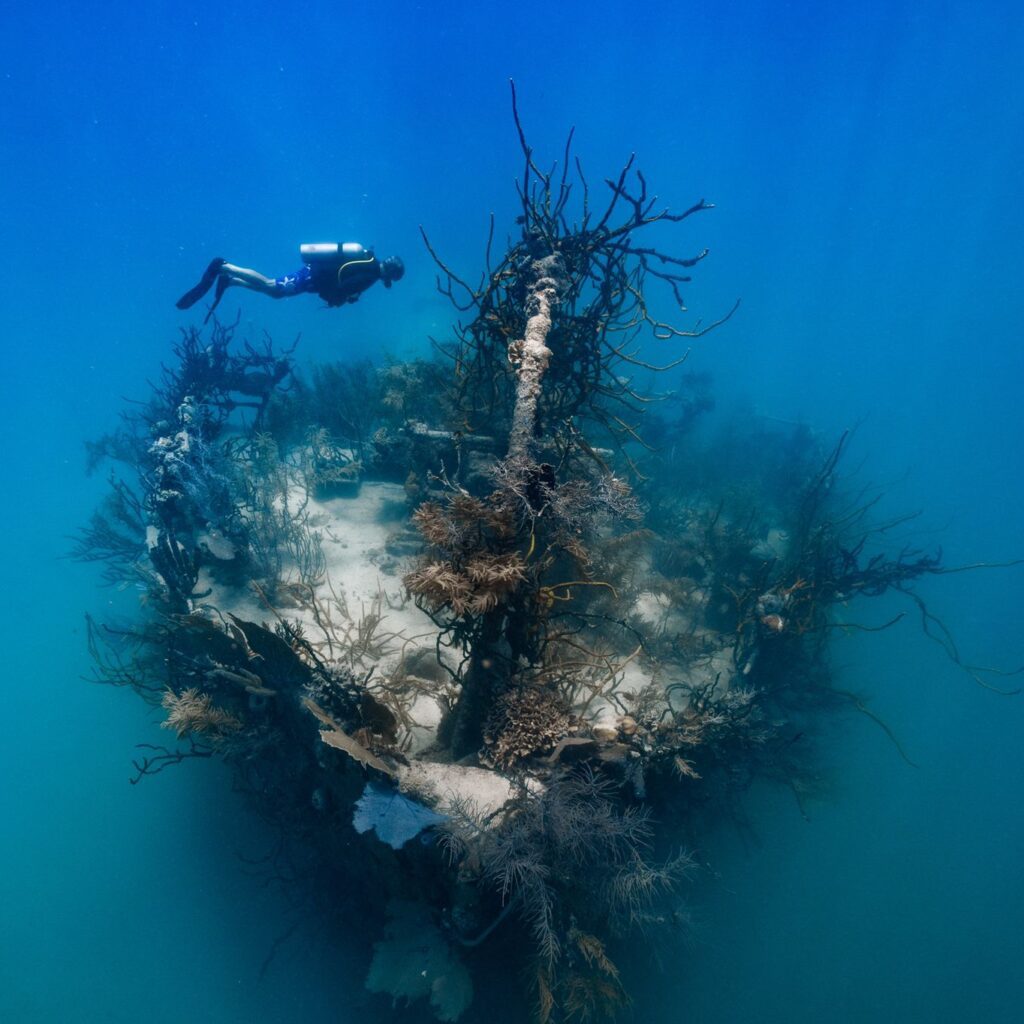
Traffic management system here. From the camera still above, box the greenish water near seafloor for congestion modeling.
[2,2,1022,1021]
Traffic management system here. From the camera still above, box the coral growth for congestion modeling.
[482,685,572,769]
[441,764,692,1001]
[161,687,241,739]
[405,551,527,617]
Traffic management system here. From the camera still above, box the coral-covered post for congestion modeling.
[506,254,564,462]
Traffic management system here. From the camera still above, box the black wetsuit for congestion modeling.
[308,252,383,306]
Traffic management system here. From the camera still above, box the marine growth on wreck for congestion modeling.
[77,99,1011,1023]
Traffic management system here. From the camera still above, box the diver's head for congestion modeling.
[381,255,405,288]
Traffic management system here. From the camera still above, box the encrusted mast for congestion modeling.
[415,81,738,757]
[507,254,564,463]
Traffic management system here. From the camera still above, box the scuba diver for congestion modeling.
[176,243,405,321]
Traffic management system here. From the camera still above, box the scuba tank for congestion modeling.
[299,242,371,262]
[300,243,379,305]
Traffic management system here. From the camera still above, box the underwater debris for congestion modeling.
[304,426,363,499]
[77,87,1021,1024]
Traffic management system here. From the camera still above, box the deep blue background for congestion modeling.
[1,2,1022,1020]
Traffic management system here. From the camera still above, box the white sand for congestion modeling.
[205,475,741,764]
[206,480,446,752]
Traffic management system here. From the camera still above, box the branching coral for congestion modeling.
[236,432,327,598]
[542,927,631,1023]
[442,766,691,982]
[406,552,528,617]
[161,687,242,739]
[404,488,527,620]
[71,479,148,587]
[422,82,736,465]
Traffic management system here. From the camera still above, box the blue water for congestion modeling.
[2,1,1022,1020]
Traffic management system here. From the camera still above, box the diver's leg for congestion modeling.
[218,263,281,296]
[178,259,300,312]
[201,264,308,324]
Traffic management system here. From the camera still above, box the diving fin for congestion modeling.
[176,257,226,310]
[203,274,230,324]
